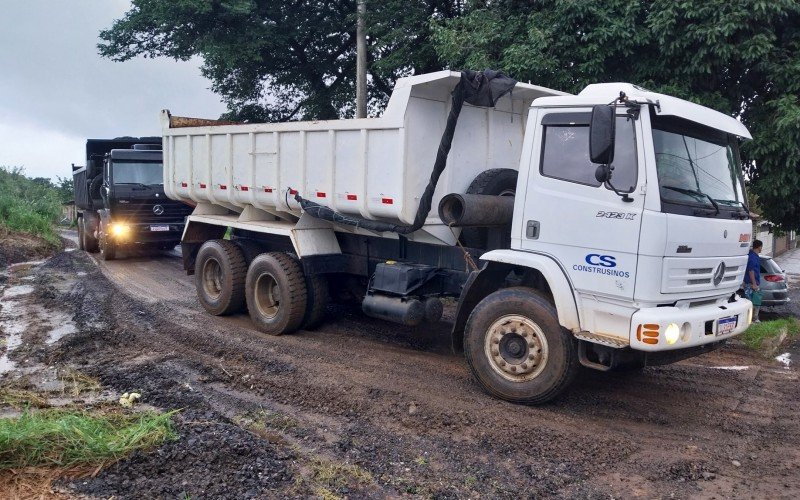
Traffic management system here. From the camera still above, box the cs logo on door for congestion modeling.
[585,254,617,268]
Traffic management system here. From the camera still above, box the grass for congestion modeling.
[0,408,177,469]
[0,387,50,409]
[740,317,799,350]
[0,166,71,246]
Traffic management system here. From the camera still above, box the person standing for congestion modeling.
[744,239,762,322]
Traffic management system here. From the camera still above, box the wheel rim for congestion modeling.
[254,272,280,319]
[484,314,549,382]
[201,257,223,300]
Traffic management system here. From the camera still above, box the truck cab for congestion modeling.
[74,139,193,260]
[477,83,752,373]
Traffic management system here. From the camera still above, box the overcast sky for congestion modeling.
[0,0,227,180]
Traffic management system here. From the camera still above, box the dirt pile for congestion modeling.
[0,229,58,268]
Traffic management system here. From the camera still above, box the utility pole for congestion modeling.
[356,0,367,118]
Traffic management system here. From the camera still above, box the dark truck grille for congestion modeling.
[114,200,193,224]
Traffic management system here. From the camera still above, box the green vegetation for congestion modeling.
[740,317,799,350]
[0,408,176,469]
[0,166,73,245]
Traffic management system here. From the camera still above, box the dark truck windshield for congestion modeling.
[653,116,746,217]
[112,161,163,185]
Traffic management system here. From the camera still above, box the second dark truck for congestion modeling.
[72,138,192,260]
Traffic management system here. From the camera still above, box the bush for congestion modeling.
[0,167,66,245]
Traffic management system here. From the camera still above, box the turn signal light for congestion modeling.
[636,324,660,343]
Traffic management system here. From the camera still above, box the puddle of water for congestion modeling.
[8,260,45,272]
[0,296,29,374]
[775,352,792,368]
[47,322,77,344]
[2,284,34,299]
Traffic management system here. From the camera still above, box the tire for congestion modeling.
[245,252,307,335]
[99,222,116,261]
[195,239,247,315]
[463,287,578,404]
[459,168,518,249]
[84,216,99,253]
[302,271,329,330]
[77,218,85,251]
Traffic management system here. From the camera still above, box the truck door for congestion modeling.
[518,109,645,300]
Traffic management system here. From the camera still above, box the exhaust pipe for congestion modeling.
[438,193,514,227]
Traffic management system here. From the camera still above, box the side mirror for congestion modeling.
[590,105,616,164]
[595,164,612,183]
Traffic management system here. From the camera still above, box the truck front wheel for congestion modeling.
[464,287,578,404]
[99,222,116,261]
[245,252,307,335]
[195,239,247,315]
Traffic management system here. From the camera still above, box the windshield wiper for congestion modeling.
[116,182,156,190]
[716,199,750,219]
[661,185,719,215]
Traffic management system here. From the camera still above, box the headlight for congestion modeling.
[664,323,680,345]
[747,306,753,325]
[110,223,129,237]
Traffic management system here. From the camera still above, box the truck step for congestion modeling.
[574,331,629,349]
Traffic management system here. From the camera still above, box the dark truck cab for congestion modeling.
[73,138,193,260]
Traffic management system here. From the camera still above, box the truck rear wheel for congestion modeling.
[464,287,578,404]
[195,239,247,315]
[245,252,307,335]
[302,271,329,330]
[82,216,99,253]
[77,219,85,251]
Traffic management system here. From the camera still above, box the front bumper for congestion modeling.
[629,295,751,352]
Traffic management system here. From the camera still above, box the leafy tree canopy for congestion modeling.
[99,0,462,121]
[434,0,800,231]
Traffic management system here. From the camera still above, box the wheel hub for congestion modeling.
[201,257,223,300]
[485,315,548,382]
[254,272,280,319]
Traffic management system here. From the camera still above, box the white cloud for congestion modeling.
[0,0,227,179]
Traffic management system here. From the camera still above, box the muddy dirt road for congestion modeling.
[3,239,799,498]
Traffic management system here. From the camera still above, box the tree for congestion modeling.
[433,0,800,231]
[99,0,463,121]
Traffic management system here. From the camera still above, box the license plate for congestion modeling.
[150,225,170,232]
[717,316,737,336]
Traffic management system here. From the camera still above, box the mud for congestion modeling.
[2,242,800,499]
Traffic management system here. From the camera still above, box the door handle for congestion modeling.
[526,220,540,239]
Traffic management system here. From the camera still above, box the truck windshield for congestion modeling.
[112,162,163,186]
[653,116,746,216]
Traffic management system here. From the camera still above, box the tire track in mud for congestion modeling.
[32,247,800,498]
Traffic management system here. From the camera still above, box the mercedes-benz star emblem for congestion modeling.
[153,204,164,215]
[712,262,726,286]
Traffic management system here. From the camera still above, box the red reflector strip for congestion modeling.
[316,192,326,198]
[381,197,393,204]
[180,182,188,188]
[289,189,298,195]
[264,187,273,193]
[220,185,227,190]
[346,194,357,201]
[241,186,249,191]
[199,183,207,189]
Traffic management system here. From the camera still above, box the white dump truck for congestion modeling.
[161,70,753,403]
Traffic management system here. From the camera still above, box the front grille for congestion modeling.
[114,200,193,223]
[662,256,748,294]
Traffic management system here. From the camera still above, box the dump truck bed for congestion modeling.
[161,71,565,245]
